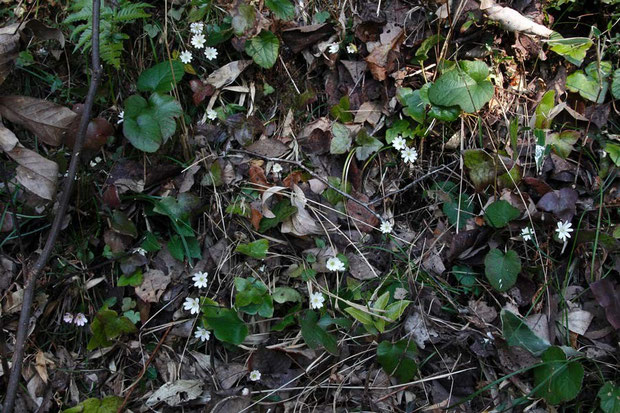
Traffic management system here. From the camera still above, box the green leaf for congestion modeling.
[452,265,476,287]
[123,310,140,324]
[373,292,390,311]
[428,60,494,113]
[330,122,352,154]
[123,93,182,152]
[385,119,413,143]
[546,130,579,159]
[236,239,269,259]
[272,287,302,303]
[397,87,426,124]
[612,69,620,100]
[63,396,124,413]
[355,130,382,161]
[245,30,279,69]
[87,309,137,351]
[377,340,418,383]
[118,270,143,287]
[566,61,612,104]
[443,194,474,230]
[137,60,184,94]
[484,200,520,228]
[484,249,521,292]
[547,34,592,66]
[414,34,444,62]
[501,310,550,355]
[265,0,294,19]
[535,90,555,129]
[203,308,248,345]
[258,199,298,232]
[384,300,410,321]
[533,346,584,405]
[110,210,137,237]
[344,306,373,325]
[598,382,620,413]
[330,96,353,122]
[141,231,161,252]
[167,235,184,261]
[604,142,620,167]
[235,277,274,317]
[463,149,496,191]
[301,310,339,355]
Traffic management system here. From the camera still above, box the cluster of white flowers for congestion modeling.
[183,21,218,64]
[185,270,213,343]
[391,135,418,166]
[328,42,340,54]
[346,43,357,54]
[63,312,88,326]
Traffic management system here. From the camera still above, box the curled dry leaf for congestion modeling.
[189,79,215,106]
[24,20,65,49]
[281,23,334,53]
[365,23,404,81]
[206,60,252,89]
[246,138,289,158]
[480,0,554,37]
[65,117,114,151]
[0,24,20,86]
[0,95,78,146]
[281,184,322,236]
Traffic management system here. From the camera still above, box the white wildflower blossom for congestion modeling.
[391,135,406,151]
[183,297,200,315]
[89,156,102,168]
[194,327,210,342]
[379,221,393,234]
[133,247,147,256]
[326,257,345,272]
[346,43,357,54]
[521,226,534,242]
[272,163,283,174]
[63,313,74,323]
[204,47,218,60]
[249,370,261,381]
[191,34,206,49]
[556,221,573,242]
[192,271,208,289]
[180,51,193,64]
[394,287,408,300]
[206,109,218,120]
[117,110,124,125]
[309,292,325,309]
[74,313,88,326]
[401,147,418,165]
[190,22,204,35]
[328,42,340,54]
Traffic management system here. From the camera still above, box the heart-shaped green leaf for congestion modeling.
[533,346,584,405]
[484,200,520,228]
[484,248,520,292]
[203,308,248,345]
[598,382,620,413]
[566,61,612,104]
[301,310,339,355]
[265,0,294,19]
[330,122,352,154]
[137,60,184,93]
[123,93,182,152]
[355,130,382,161]
[245,30,279,69]
[428,60,494,113]
[547,34,593,67]
[377,340,418,383]
[236,239,269,259]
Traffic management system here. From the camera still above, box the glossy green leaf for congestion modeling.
[258,199,297,232]
[428,60,494,113]
[265,0,294,19]
[546,130,579,159]
[301,310,339,355]
[501,310,550,355]
[598,382,620,413]
[118,270,143,287]
[377,340,418,383]
[123,93,182,152]
[533,346,584,405]
[397,87,426,124]
[330,95,353,122]
[452,265,476,287]
[236,239,269,259]
[203,308,248,345]
[484,200,520,228]
[245,30,279,69]
[566,61,612,104]
[604,142,620,167]
[344,306,373,325]
[534,90,555,129]
[547,34,592,66]
[137,60,184,93]
[87,309,137,350]
[484,248,521,292]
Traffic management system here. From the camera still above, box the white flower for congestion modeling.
[206,109,218,120]
[556,221,573,242]
[194,327,210,342]
[204,47,218,60]
[63,313,74,323]
[521,226,534,241]
[133,247,147,256]
[328,42,340,54]
[309,292,325,309]
[180,51,193,64]
[89,156,102,168]
[326,257,345,272]
[249,370,261,381]
[346,43,357,54]
[392,135,406,151]
[192,271,208,289]
[535,144,545,172]
[190,22,204,35]
[241,388,250,396]
[191,34,206,49]
[117,111,124,125]
[394,287,408,300]
[272,163,283,174]
[74,313,88,326]
[401,147,418,165]
[183,297,200,315]
[379,221,393,234]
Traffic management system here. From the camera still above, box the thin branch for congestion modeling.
[2,0,102,411]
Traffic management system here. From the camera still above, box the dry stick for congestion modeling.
[116,325,173,413]
[1,0,102,411]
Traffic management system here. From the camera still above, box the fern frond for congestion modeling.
[115,2,152,22]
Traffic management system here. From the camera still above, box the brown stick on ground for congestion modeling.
[1,0,103,411]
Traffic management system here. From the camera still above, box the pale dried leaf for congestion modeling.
[0,24,20,86]
[145,380,204,407]
[135,269,170,303]
[7,145,58,200]
[0,121,18,151]
[206,60,252,89]
[480,0,554,37]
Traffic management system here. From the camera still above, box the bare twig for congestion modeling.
[2,0,102,411]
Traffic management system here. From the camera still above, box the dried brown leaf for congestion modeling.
[0,24,20,86]
[206,60,252,89]
[135,269,170,303]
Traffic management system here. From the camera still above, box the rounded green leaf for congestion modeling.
[204,308,248,345]
[484,200,520,228]
[612,69,620,100]
[484,248,521,292]
[245,30,279,69]
[428,60,494,113]
[266,0,295,20]
[272,287,302,303]
[137,60,184,93]
[377,339,418,383]
[330,122,352,154]
[533,346,584,405]
[598,382,620,413]
[123,113,162,153]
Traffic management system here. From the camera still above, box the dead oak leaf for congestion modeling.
[345,192,379,232]
[365,24,404,81]
[135,269,170,303]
